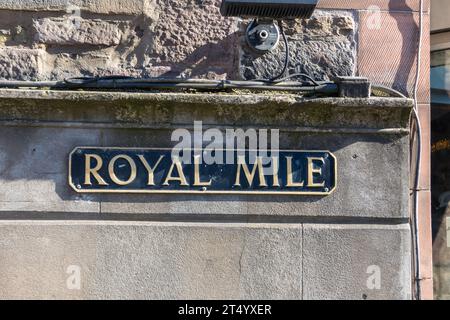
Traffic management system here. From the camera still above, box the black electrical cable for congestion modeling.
[269,73,320,86]
[0,78,339,95]
[58,20,304,88]
[64,75,134,85]
[0,20,330,93]
[0,77,410,99]
[269,20,290,82]
[412,0,424,300]
[410,107,423,300]
[252,20,324,86]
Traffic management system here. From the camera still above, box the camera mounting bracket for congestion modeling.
[245,19,280,53]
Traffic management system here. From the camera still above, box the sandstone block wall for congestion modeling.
[0,0,430,97]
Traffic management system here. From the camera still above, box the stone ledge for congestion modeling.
[0,89,414,131]
[0,88,415,108]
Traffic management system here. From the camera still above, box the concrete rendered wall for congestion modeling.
[0,90,412,299]
[0,0,429,299]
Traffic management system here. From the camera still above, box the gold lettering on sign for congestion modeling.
[286,156,304,187]
[138,155,164,186]
[108,155,137,186]
[84,154,108,186]
[193,155,212,187]
[307,156,325,187]
[272,156,280,187]
[234,156,267,187]
[163,158,189,186]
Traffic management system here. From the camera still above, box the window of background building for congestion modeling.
[431,49,450,300]
[431,0,450,300]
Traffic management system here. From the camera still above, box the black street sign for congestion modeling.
[69,147,336,195]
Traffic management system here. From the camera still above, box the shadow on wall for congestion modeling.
[389,0,419,96]
[156,32,240,79]
[0,5,241,80]
[0,108,407,221]
[114,14,240,79]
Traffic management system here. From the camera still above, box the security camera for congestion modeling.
[220,0,317,54]
[220,0,318,81]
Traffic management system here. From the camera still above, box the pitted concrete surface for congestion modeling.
[0,90,413,299]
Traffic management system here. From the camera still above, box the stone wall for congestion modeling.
[0,90,413,299]
[0,1,352,82]
[0,0,430,97]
